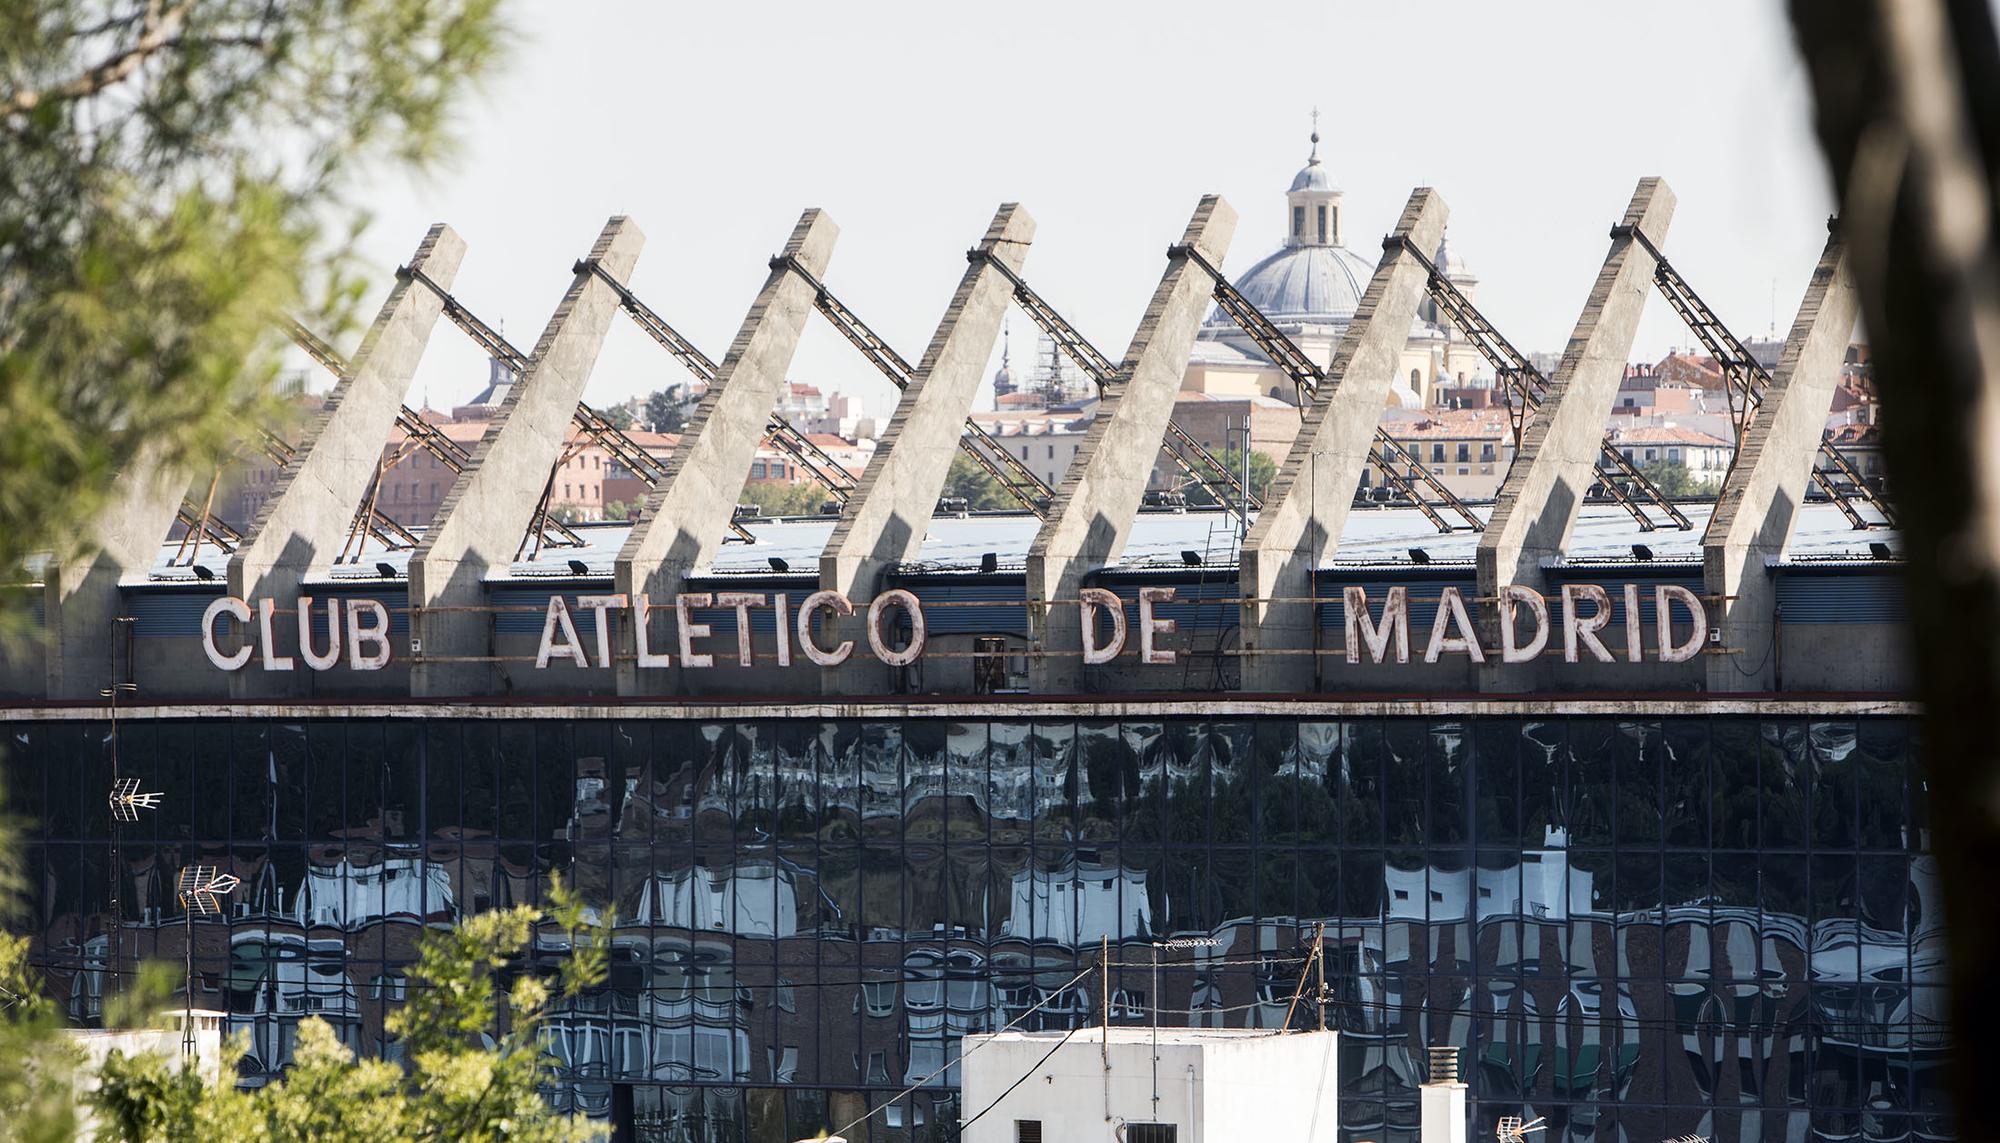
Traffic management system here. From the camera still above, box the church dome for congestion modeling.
[1289,160,1337,194]
[1224,243,1376,326]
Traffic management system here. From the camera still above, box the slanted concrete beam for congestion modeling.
[408,217,644,697]
[818,204,1034,693]
[225,225,465,694]
[1239,189,1450,692]
[614,210,839,696]
[43,447,187,698]
[1703,228,1857,691]
[1024,196,1237,693]
[1476,178,1675,689]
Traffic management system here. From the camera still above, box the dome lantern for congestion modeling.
[1286,110,1342,249]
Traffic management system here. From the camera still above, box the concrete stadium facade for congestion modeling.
[0,180,1943,1143]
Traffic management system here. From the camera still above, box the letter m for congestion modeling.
[1344,586,1410,664]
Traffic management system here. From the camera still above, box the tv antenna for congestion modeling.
[176,866,240,1055]
[1498,1117,1548,1143]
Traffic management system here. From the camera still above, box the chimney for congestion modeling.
[1420,1046,1466,1143]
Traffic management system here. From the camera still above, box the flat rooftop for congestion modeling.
[134,500,1898,585]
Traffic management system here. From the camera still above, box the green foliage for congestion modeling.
[1183,447,1276,508]
[941,451,1015,511]
[0,0,511,600]
[642,386,689,434]
[87,878,611,1143]
[748,479,838,517]
[0,931,82,1143]
[1635,459,1717,497]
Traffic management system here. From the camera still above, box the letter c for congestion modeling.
[202,596,253,670]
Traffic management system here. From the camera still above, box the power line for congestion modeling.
[954,1022,1084,1135]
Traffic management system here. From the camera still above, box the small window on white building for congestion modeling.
[1127,1125,1178,1143]
[1668,448,1681,462]
[1017,1122,1044,1143]
[1316,204,1327,244]
[1292,206,1305,238]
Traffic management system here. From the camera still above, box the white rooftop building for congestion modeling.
[958,1027,1339,1143]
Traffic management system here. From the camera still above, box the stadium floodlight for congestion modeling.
[176,866,242,917]
[108,777,163,823]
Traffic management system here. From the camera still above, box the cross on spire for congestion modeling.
[1309,106,1320,162]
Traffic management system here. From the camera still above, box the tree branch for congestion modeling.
[1,1,194,119]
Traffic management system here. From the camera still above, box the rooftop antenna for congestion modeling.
[1498,1116,1548,1143]
[102,680,146,1006]
[176,866,240,1055]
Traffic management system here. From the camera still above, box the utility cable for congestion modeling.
[955,1022,1084,1135]
[825,964,1093,1140]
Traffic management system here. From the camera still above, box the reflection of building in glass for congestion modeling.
[999,859,1151,946]
[12,715,1948,1143]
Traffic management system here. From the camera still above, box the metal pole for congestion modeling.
[1240,424,1251,544]
[182,905,194,1056]
[1314,922,1328,1032]
[1151,942,1161,1118]
[1101,935,1112,1124]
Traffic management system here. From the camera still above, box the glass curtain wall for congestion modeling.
[6,715,1945,1143]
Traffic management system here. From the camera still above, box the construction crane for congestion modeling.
[964,248,1276,521]
[1612,220,1894,530]
[562,260,856,534]
[1391,235,1692,532]
[763,253,1056,518]
[1165,243,1488,534]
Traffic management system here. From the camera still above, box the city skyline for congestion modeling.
[331,0,1835,420]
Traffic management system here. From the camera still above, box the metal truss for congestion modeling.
[1612,221,1893,529]
[764,254,1053,518]
[964,248,1264,517]
[1392,236,1692,532]
[1172,243,1485,533]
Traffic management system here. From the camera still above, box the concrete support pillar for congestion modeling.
[614,210,839,696]
[407,217,644,697]
[1238,189,1449,692]
[818,204,1034,694]
[43,448,187,699]
[226,225,465,695]
[1023,196,1237,693]
[1475,178,1675,690]
[1703,228,1858,691]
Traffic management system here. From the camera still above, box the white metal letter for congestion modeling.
[716,592,767,668]
[1423,586,1486,663]
[201,596,253,671]
[346,598,392,670]
[676,593,715,669]
[1623,583,1643,663]
[796,590,855,667]
[257,598,296,672]
[1343,586,1410,665]
[536,596,588,669]
[866,589,928,668]
[1562,584,1615,663]
[1138,586,1178,666]
[772,593,793,667]
[1499,585,1549,663]
[1656,584,1708,663]
[1078,587,1127,665]
[296,596,342,672]
[577,594,628,669]
[632,593,671,668]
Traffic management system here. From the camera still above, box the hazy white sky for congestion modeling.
[341,0,1838,419]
